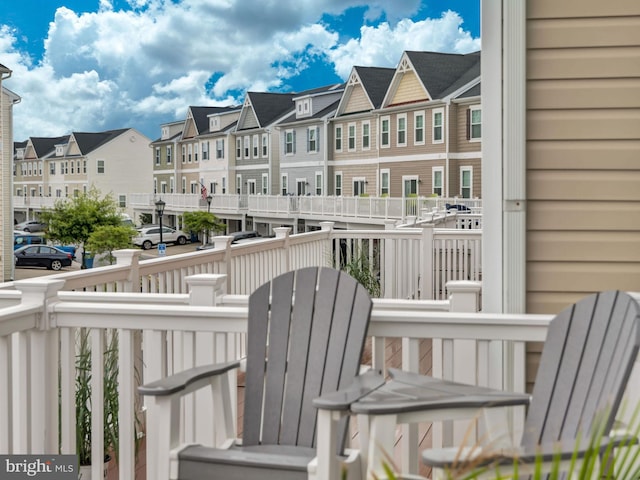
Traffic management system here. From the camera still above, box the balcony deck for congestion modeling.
[1,223,637,479]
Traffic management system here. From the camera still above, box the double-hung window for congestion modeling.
[432,108,444,144]
[469,106,482,141]
[380,116,390,147]
[335,126,342,152]
[285,130,295,154]
[362,121,370,150]
[348,123,356,151]
[460,167,473,198]
[414,111,425,145]
[307,127,318,153]
[432,167,443,196]
[262,133,268,157]
[397,114,407,146]
[155,147,160,165]
[335,172,342,196]
[216,139,224,159]
[380,169,390,196]
[253,135,259,157]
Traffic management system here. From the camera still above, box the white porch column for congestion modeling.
[14,278,65,454]
[113,249,142,293]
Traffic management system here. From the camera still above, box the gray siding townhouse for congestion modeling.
[276,84,344,197]
[152,120,183,195]
[233,92,296,196]
[197,107,240,196]
[178,106,237,196]
[329,66,395,197]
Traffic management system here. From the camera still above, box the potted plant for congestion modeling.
[75,328,120,479]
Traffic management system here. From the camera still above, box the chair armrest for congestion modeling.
[138,360,241,396]
[350,368,530,415]
[313,370,386,411]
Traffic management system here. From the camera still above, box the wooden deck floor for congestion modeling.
[118,338,434,480]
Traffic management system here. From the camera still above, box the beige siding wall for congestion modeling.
[389,71,429,105]
[343,86,371,114]
[331,165,379,197]
[526,1,640,315]
[453,103,482,154]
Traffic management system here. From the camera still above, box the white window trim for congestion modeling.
[402,175,419,197]
[469,105,482,142]
[315,171,323,196]
[347,122,356,152]
[253,134,260,158]
[380,116,390,149]
[334,125,343,153]
[285,129,295,156]
[261,133,269,157]
[432,108,444,144]
[380,168,390,196]
[247,179,257,195]
[414,111,426,146]
[296,178,307,196]
[236,174,242,194]
[244,136,250,159]
[362,120,371,151]
[353,177,366,196]
[432,166,444,196]
[261,173,268,195]
[396,113,407,147]
[281,173,288,195]
[460,166,473,198]
[335,171,343,196]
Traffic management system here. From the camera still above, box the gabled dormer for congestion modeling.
[208,108,241,133]
[334,66,395,117]
[382,50,481,107]
[55,144,66,157]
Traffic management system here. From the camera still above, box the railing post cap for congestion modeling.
[274,227,292,238]
[185,274,227,288]
[14,278,66,297]
[213,235,233,248]
[113,249,142,263]
[446,280,482,293]
[319,221,334,231]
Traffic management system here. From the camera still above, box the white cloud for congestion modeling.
[328,10,481,78]
[0,1,479,141]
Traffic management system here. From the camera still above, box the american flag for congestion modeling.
[200,183,208,200]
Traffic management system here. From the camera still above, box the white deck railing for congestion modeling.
[0,275,553,479]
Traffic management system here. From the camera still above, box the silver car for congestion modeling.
[133,226,188,250]
[15,219,47,233]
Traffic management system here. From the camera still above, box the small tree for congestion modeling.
[182,211,226,245]
[85,225,138,265]
[40,187,123,268]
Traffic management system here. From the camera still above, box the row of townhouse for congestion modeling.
[12,128,153,222]
[9,49,481,237]
[148,50,481,231]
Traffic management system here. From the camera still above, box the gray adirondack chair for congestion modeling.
[421,290,640,477]
[139,267,375,480]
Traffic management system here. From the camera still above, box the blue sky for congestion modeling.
[1,0,480,141]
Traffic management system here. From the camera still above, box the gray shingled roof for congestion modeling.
[356,67,396,108]
[406,51,480,99]
[29,136,70,158]
[243,92,297,129]
[189,106,240,135]
[72,129,129,155]
[457,83,481,98]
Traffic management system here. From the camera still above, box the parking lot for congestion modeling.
[13,241,201,280]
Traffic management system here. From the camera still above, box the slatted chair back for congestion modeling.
[242,266,373,450]
[522,290,640,448]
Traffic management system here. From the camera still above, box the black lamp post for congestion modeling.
[206,194,212,213]
[155,198,166,244]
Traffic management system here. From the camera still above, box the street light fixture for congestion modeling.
[206,194,213,213]
[155,198,166,245]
